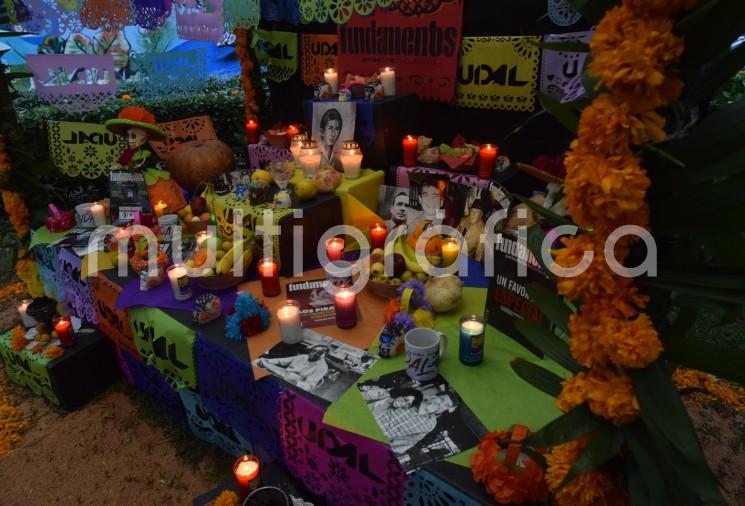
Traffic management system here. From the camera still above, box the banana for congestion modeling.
[395,234,424,274]
[217,236,254,275]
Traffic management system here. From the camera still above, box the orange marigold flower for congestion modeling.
[584,368,641,425]
[603,314,663,368]
[10,325,27,352]
[564,144,650,231]
[546,438,629,506]
[590,6,684,104]
[44,345,64,360]
[1,190,29,238]
[577,94,667,156]
[567,313,610,368]
[557,373,590,412]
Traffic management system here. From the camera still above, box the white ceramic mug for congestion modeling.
[75,202,95,228]
[158,214,179,243]
[405,327,448,382]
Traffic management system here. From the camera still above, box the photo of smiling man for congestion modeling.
[312,101,357,173]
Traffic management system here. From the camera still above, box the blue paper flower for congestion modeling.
[225,292,271,342]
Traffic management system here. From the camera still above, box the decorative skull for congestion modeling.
[126,126,148,149]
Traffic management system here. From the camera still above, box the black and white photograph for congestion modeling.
[406,173,450,233]
[358,370,486,473]
[377,185,411,233]
[253,329,378,403]
[312,101,356,173]
[451,181,512,261]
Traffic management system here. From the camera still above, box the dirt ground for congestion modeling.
[0,373,232,506]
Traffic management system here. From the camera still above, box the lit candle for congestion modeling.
[326,237,345,263]
[233,454,260,497]
[277,300,302,344]
[153,200,168,218]
[369,223,387,250]
[323,68,338,94]
[90,201,106,226]
[339,140,363,179]
[194,230,211,246]
[54,316,75,347]
[379,66,396,96]
[459,315,485,365]
[246,119,259,144]
[402,135,418,167]
[287,124,300,136]
[335,289,357,329]
[257,258,281,297]
[441,238,460,267]
[290,133,307,163]
[167,264,192,301]
[298,141,321,178]
[17,299,37,328]
[478,144,499,179]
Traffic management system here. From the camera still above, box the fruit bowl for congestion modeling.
[191,237,255,290]
[196,269,248,290]
[367,278,402,299]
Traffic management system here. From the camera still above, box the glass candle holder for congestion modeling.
[17,298,37,328]
[335,289,357,329]
[298,140,321,178]
[402,135,418,167]
[90,201,107,226]
[153,200,168,218]
[290,133,308,162]
[340,140,363,179]
[324,68,338,94]
[258,258,281,297]
[233,454,261,497]
[326,237,345,263]
[369,223,387,250]
[478,144,499,179]
[167,264,192,301]
[276,300,303,344]
[246,119,259,144]
[54,316,76,347]
[441,237,460,267]
[459,314,485,365]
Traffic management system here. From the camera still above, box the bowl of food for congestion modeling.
[188,236,256,290]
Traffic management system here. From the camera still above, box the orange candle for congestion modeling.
[478,144,498,179]
[370,223,387,250]
[287,124,300,136]
[326,237,345,262]
[54,316,75,347]
[402,135,418,167]
[246,119,259,144]
[258,258,281,297]
[153,200,168,218]
[233,454,260,497]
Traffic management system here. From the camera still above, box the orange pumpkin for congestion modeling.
[165,139,236,191]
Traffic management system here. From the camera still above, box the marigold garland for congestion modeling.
[673,368,745,411]
[547,1,698,503]
[546,438,628,506]
[0,377,29,458]
[0,135,29,238]
[470,427,549,504]
[235,28,260,124]
[0,282,26,302]
[213,490,240,506]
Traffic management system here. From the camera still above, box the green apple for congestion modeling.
[371,262,385,277]
[371,248,384,257]
[390,278,402,285]
[401,270,413,282]
[415,272,428,281]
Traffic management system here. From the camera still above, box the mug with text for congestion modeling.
[405,327,448,382]
[75,202,95,229]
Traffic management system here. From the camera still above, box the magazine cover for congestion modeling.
[109,169,151,225]
[285,278,362,328]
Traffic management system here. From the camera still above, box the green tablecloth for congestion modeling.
[0,329,59,404]
[29,226,70,249]
[322,287,566,468]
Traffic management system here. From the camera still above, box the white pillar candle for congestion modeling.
[379,67,396,96]
[90,202,106,226]
[290,134,307,163]
[277,300,303,344]
[167,264,192,301]
[324,68,338,94]
[298,142,321,178]
[18,298,37,328]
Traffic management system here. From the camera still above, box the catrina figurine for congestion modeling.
[105,106,186,214]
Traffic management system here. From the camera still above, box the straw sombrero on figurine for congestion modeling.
[105,106,168,141]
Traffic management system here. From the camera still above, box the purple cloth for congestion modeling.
[59,248,97,326]
[115,277,238,315]
[395,165,492,190]
[248,136,294,170]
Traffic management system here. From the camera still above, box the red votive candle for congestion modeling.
[233,454,260,497]
[402,135,418,167]
[258,258,281,297]
[54,316,75,347]
[478,144,498,179]
[326,237,345,262]
[287,124,300,136]
[335,289,357,329]
[370,223,387,250]
[246,119,260,144]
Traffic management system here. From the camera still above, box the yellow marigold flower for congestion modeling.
[577,94,667,156]
[1,190,29,238]
[214,490,240,506]
[623,0,699,17]
[546,438,629,506]
[590,6,684,105]
[584,368,641,425]
[557,373,590,412]
[603,314,663,368]
[564,144,650,231]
